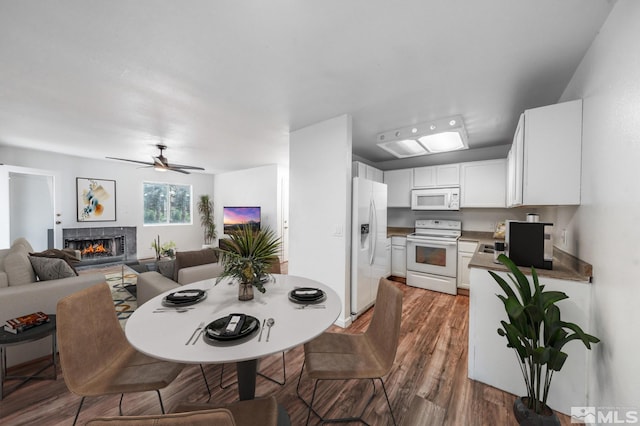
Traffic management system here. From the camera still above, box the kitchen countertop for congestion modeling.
[466,237,592,283]
[387,227,413,238]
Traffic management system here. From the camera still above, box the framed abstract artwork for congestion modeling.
[76,178,116,222]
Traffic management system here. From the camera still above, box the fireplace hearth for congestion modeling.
[63,227,136,266]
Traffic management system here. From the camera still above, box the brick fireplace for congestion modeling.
[63,226,137,266]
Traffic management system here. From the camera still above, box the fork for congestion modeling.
[185,321,205,345]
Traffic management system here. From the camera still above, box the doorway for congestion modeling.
[0,166,57,250]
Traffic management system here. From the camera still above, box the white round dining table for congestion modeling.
[125,274,341,400]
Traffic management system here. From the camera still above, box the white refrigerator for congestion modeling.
[351,177,388,318]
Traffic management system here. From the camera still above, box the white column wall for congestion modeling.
[289,114,352,327]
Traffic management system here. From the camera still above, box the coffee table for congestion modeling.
[125,274,341,400]
[0,315,57,400]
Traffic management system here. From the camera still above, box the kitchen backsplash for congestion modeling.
[387,207,543,232]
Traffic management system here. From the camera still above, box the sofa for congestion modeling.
[137,248,224,305]
[0,237,105,368]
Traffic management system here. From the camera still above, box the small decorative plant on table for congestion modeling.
[151,236,176,260]
[489,254,600,426]
[216,225,281,301]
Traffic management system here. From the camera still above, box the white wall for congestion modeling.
[289,114,352,326]
[0,146,215,257]
[213,164,288,260]
[552,0,640,411]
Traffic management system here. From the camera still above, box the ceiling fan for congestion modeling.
[106,144,204,174]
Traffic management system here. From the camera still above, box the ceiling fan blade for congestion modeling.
[167,167,190,174]
[106,157,154,166]
[153,156,167,167]
[165,163,205,170]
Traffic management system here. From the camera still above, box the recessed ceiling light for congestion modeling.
[429,124,436,130]
[411,128,418,133]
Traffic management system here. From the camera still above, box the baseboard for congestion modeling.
[334,316,351,329]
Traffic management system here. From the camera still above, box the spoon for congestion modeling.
[266,318,275,342]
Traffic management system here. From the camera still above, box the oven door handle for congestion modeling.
[407,238,458,247]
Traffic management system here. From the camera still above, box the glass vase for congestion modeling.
[238,282,254,301]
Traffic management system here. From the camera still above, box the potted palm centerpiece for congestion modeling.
[489,254,600,425]
[216,225,281,301]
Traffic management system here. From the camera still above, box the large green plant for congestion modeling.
[216,225,281,293]
[489,254,600,415]
[197,195,216,245]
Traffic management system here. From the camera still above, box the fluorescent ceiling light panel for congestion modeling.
[377,139,428,158]
[418,131,465,152]
[377,115,468,158]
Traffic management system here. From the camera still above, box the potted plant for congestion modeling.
[489,254,600,425]
[197,194,217,248]
[216,225,281,301]
[151,236,176,260]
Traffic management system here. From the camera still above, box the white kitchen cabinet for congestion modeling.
[508,99,582,206]
[384,168,413,207]
[390,236,407,277]
[353,161,383,183]
[413,164,460,188]
[460,159,507,208]
[457,240,478,289]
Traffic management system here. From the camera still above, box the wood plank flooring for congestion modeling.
[0,277,578,425]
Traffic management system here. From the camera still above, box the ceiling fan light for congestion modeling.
[418,131,465,153]
[154,165,168,172]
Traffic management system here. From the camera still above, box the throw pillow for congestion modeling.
[29,249,80,275]
[173,248,218,282]
[29,256,78,281]
[156,258,175,279]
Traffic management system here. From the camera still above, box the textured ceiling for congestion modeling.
[0,1,615,173]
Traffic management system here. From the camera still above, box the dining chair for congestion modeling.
[85,396,289,426]
[218,257,287,388]
[56,283,206,425]
[296,277,403,425]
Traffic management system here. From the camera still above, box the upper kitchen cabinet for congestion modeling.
[460,159,506,208]
[384,168,413,207]
[353,161,384,183]
[507,99,582,206]
[413,164,460,188]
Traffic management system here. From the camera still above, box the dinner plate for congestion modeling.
[288,288,326,304]
[203,314,259,342]
[162,289,207,307]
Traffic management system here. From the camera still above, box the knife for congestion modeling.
[258,319,266,342]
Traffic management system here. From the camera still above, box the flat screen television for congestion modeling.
[223,206,261,234]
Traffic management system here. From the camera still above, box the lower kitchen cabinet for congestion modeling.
[457,240,478,290]
[391,236,407,277]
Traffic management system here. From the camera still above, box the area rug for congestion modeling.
[105,269,138,327]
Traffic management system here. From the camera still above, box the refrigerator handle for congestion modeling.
[369,198,376,265]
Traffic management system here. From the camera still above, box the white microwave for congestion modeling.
[410,187,460,211]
